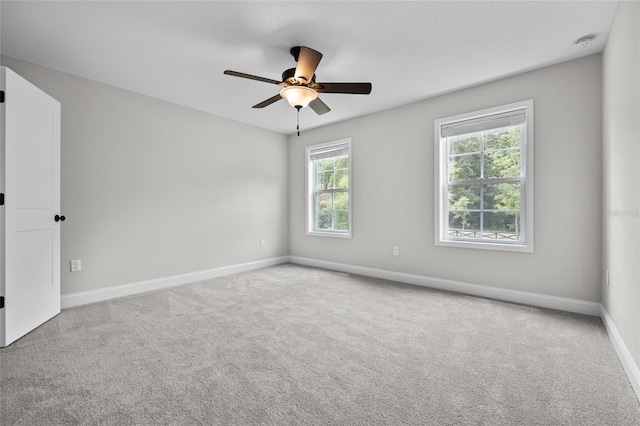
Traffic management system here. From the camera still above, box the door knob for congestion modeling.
[55,215,66,222]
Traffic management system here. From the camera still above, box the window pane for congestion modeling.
[449,184,481,210]
[482,212,521,240]
[334,155,348,169]
[334,211,349,230]
[449,135,481,155]
[484,149,520,178]
[333,192,349,210]
[335,169,349,189]
[316,170,334,190]
[316,192,332,211]
[483,182,521,210]
[449,153,481,181]
[448,211,481,236]
[316,209,332,230]
[484,127,521,151]
[317,158,335,171]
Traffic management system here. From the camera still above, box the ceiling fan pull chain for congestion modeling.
[296,105,302,136]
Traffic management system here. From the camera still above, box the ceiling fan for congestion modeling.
[224,46,372,134]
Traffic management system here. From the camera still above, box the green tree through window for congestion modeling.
[447,127,522,239]
[315,155,349,231]
[307,139,351,237]
[435,100,533,252]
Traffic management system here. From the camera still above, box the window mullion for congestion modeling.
[313,161,319,230]
[449,177,519,186]
[480,132,485,179]
[331,159,336,230]
[480,182,484,237]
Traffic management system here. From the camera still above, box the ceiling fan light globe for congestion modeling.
[280,86,317,108]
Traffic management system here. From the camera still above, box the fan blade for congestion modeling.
[309,97,331,115]
[224,70,282,85]
[294,46,323,84]
[313,82,372,94]
[252,94,282,108]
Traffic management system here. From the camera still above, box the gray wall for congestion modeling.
[1,56,289,295]
[289,54,603,303]
[1,52,607,306]
[602,1,640,373]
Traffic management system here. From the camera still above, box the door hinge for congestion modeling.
[0,297,4,309]
[0,193,4,205]
[0,91,4,103]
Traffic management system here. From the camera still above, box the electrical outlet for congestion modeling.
[260,239,265,247]
[71,259,82,272]
[393,246,399,256]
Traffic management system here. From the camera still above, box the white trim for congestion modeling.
[58,255,639,402]
[601,307,640,402]
[434,238,533,253]
[434,99,534,253]
[441,108,527,138]
[305,138,352,238]
[0,67,6,348]
[61,255,601,316]
[60,256,289,309]
[289,256,601,316]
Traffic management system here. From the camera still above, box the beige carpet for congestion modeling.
[1,263,639,425]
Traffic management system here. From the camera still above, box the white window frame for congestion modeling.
[306,138,352,238]
[434,100,534,253]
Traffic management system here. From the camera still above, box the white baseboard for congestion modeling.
[289,256,640,401]
[601,307,640,401]
[59,255,638,402]
[62,255,601,315]
[288,256,602,316]
[60,256,290,309]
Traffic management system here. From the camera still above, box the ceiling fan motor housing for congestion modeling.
[282,68,315,86]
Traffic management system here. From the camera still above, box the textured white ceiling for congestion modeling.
[1,1,618,135]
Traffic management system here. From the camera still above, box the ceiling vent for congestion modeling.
[572,35,595,49]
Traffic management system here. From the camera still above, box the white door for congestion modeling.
[1,67,61,347]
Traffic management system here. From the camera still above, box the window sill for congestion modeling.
[435,238,533,253]
[307,230,352,239]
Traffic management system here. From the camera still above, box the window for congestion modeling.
[434,100,534,252]
[306,138,352,238]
